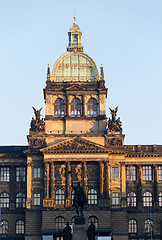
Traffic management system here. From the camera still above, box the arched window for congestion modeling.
[55,217,65,230]
[88,189,98,205]
[143,191,152,207]
[0,220,8,234]
[128,219,137,234]
[88,216,98,230]
[16,220,24,234]
[127,192,137,207]
[73,35,78,44]
[145,219,153,233]
[16,193,25,208]
[70,98,82,117]
[54,98,65,117]
[159,192,162,206]
[0,192,9,208]
[55,189,65,205]
[87,98,97,117]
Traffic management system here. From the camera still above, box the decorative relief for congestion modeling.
[76,163,82,183]
[43,136,107,154]
[43,199,54,207]
[26,199,32,209]
[59,164,66,189]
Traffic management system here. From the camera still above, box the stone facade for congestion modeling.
[0,17,162,240]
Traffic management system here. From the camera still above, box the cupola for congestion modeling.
[67,14,83,52]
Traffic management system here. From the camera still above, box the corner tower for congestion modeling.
[44,16,108,136]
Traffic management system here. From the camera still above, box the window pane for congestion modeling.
[16,167,25,182]
[0,192,9,208]
[143,166,152,181]
[129,219,137,234]
[33,193,41,205]
[112,167,118,178]
[55,189,65,205]
[34,168,40,178]
[112,193,119,205]
[0,167,10,182]
[127,166,136,181]
[16,220,24,234]
[143,191,152,207]
[88,189,98,205]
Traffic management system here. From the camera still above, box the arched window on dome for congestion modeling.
[54,98,65,117]
[87,98,97,117]
[70,98,82,117]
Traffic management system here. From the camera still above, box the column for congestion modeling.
[83,161,88,197]
[44,162,50,199]
[121,163,126,198]
[9,166,15,209]
[26,157,32,209]
[66,95,70,116]
[105,162,109,197]
[82,95,85,116]
[138,165,142,203]
[100,162,104,195]
[66,161,71,199]
[51,162,55,199]
[153,165,158,203]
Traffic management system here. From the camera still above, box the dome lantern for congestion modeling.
[67,15,83,52]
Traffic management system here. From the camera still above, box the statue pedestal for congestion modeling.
[73,217,87,240]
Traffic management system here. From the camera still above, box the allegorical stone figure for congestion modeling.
[87,221,96,240]
[72,181,86,216]
[63,222,72,240]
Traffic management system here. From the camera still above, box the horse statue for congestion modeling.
[72,181,86,216]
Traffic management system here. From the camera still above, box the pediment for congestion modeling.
[41,136,108,154]
[66,84,87,91]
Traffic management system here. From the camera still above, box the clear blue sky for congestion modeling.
[0,0,162,146]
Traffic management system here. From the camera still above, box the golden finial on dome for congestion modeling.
[74,10,76,24]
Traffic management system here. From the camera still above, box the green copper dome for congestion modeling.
[52,16,99,82]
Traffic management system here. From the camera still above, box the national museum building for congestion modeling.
[0,17,162,240]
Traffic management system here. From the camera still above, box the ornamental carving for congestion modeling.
[28,138,46,148]
[59,164,66,189]
[107,107,122,132]
[76,163,82,183]
[42,136,108,154]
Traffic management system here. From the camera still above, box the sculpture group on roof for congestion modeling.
[107,106,122,132]
[30,107,45,132]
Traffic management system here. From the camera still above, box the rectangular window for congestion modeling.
[112,193,119,205]
[143,166,152,181]
[112,167,118,178]
[158,166,162,181]
[33,193,40,205]
[127,166,137,181]
[0,167,9,182]
[16,167,25,182]
[33,168,40,178]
